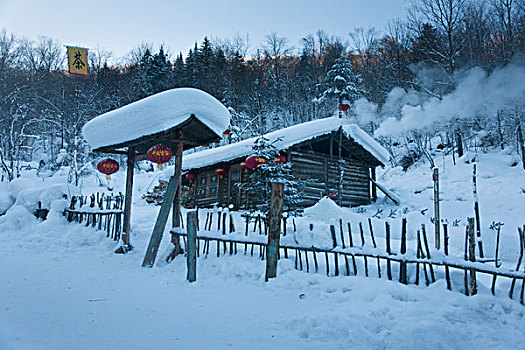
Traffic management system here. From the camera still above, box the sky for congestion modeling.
[0,0,407,61]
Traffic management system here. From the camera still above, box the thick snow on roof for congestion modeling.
[82,88,230,150]
[182,117,390,170]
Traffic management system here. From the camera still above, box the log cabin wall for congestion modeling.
[288,151,370,207]
[189,131,382,209]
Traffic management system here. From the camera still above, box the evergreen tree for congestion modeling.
[319,55,363,116]
[240,136,304,216]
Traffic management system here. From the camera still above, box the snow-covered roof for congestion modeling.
[82,88,230,150]
[182,117,390,170]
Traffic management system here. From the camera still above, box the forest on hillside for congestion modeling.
[1,0,524,182]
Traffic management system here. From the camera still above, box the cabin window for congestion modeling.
[210,187,217,195]
[211,175,218,183]
[199,188,206,196]
[200,177,206,185]
[230,169,240,182]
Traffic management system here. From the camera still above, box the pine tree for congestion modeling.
[319,54,363,116]
[240,136,305,216]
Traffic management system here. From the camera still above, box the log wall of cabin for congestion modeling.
[289,151,370,207]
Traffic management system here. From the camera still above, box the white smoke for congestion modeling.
[373,63,525,137]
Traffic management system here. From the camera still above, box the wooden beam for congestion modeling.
[142,175,179,267]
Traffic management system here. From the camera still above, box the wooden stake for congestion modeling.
[472,164,484,258]
[339,219,345,248]
[347,223,354,248]
[399,218,407,284]
[368,218,377,248]
[385,222,392,280]
[467,218,477,295]
[186,211,197,282]
[433,167,440,250]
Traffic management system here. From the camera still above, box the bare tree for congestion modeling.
[17,36,63,73]
[409,0,468,73]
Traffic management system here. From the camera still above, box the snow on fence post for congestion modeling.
[186,210,198,282]
[265,182,284,282]
[433,167,440,250]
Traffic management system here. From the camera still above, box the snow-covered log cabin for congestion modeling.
[182,117,390,209]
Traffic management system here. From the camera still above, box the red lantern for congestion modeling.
[147,144,172,170]
[215,168,226,178]
[274,155,287,165]
[245,155,267,169]
[240,161,249,172]
[223,128,231,135]
[97,158,119,180]
[338,103,350,112]
[186,172,196,182]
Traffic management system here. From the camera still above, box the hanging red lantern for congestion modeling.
[240,161,249,172]
[147,144,172,170]
[215,167,226,178]
[338,103,350,112]
[223,128,232,135]
[245,155,267,169]
[97,158,119,180]
[186,172,196,183]
[274,155,287,165]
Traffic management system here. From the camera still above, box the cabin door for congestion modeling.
[228,165,242,209]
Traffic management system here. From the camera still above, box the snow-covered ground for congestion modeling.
[1,149,524,349]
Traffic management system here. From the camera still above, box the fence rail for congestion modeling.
[64,192,124,241]
[172,217,525,305]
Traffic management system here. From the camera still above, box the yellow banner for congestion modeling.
[66,46,88,77]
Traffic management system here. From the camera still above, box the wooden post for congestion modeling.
[385,222,392,280]
[467,218,477,295]
[167,141,184,262]
[186,211,197,282]
[399,218,407,284]
[518,122,525,170]
[265,182,284,282]
[142,175,179,267]
[117,147,135,253]
[472,164,484,258]
[371,167,377,202]
[433,167,440,250]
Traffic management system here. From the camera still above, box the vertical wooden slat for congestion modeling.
[467,218,477,295]
[433,167,441,250]
[385,222,392,280]
[399,218,407,284]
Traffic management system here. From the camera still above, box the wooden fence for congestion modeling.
[64,193,124,241]
[173,212,525,305]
